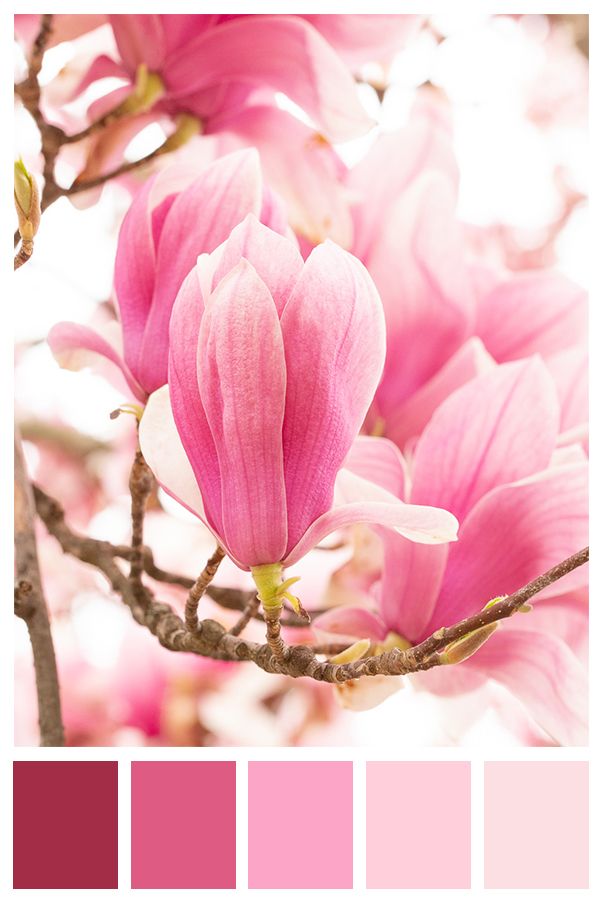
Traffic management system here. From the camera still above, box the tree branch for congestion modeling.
[32,483,589,684]
[185,545,225,632]
[14,433,65,746]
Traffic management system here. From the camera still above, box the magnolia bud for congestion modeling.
[14,159,40,241]
[440,622,498,665]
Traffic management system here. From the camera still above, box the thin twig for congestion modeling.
[128,448,154,596]
[228,594,260,636]
[185,545,226,632]
[14,433,65,746]
[14,240,34,270]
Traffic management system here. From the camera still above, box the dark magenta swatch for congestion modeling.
[131,761,236,888]
[13,761,118,888]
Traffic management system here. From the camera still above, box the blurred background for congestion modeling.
[14,13,588,746]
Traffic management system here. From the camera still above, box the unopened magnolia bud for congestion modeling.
[14,159,40,241]
[440,622,498,665]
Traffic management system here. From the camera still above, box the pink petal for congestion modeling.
[212,215,303,315]
[545,346,588,433]
[430,462,589,631]
[350,88,458,262]
[368,173,475,411]
[220,104,352,246]
[47,321,146,403]
[109,14,166,73]
[304,14,424,67]
[68,54,130,103]
[114,174,160,382]
[280,242,385,553]
[379,535,449,644]
[284,469,458,568]
[141,150,263,390]
[168,267,223,537]
[411,358,560,522]
[342,435,408,500]
[164,16,373,142]
[475,270,587,361]
[383,337,496,449]
[198,260,288,566]
[312,606,387,643]
[467,629,587,745]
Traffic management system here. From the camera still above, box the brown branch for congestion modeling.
[128,448,154,596]
[32,483,589,684]
[14,433,65,746]
[228,594,260,636]
[185,545,226,632]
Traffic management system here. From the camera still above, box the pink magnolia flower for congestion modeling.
[48,149,285,402]
[139,215,458,586]
[62,14,378,240]
[317,360,588,744]
[349,92,588,449]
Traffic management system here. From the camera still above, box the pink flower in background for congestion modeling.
[348,92,588,450]
[139,215,458,572]
[317,360,588,744]
[48,149,285,402]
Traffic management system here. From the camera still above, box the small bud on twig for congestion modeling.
[14,159,41,269]
[439,622,499,665]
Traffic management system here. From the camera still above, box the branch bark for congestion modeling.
[14,434,65,746]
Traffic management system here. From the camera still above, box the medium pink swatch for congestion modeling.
[366,761,471,888]
[485,761,589,888]
[248,761,353,888]
[131,761,236,889]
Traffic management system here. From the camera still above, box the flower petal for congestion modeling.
[368,173,475,410]
[109,14,166,73]
[164,15,373,142]
[411,358,560,522]
[342,435,408,500]
[382,336,495,449]
[467,629,587,745]
[198,259,288,566]
[430,462,589,630]
[212,214,303,315]
[141,149,263,391]
[139,385,206,521]
[219,104,353,246]
[284,469,458,567]
[313,606,387,643]
[379,535,449,644]
[168,267,223,536]
[280,242,386,552]
[47,320,146,403]
[475,270,587,361]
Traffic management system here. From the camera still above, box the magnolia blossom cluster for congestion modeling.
[18,14,588,746]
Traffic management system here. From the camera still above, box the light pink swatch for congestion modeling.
[131,761,236,889]
[248,761,353,888]
[366,761,470,888]
[485,761,589,888]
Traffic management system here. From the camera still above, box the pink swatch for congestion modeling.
[485,761,589,888]
[366,761,471,888]
[131,761,236,889]
[248,761,353,888]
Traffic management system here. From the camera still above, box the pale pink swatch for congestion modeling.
[366,761,470,888]
[248,761,353,888]
[485,761,589,888]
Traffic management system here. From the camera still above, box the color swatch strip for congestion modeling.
[12,759,589,889]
